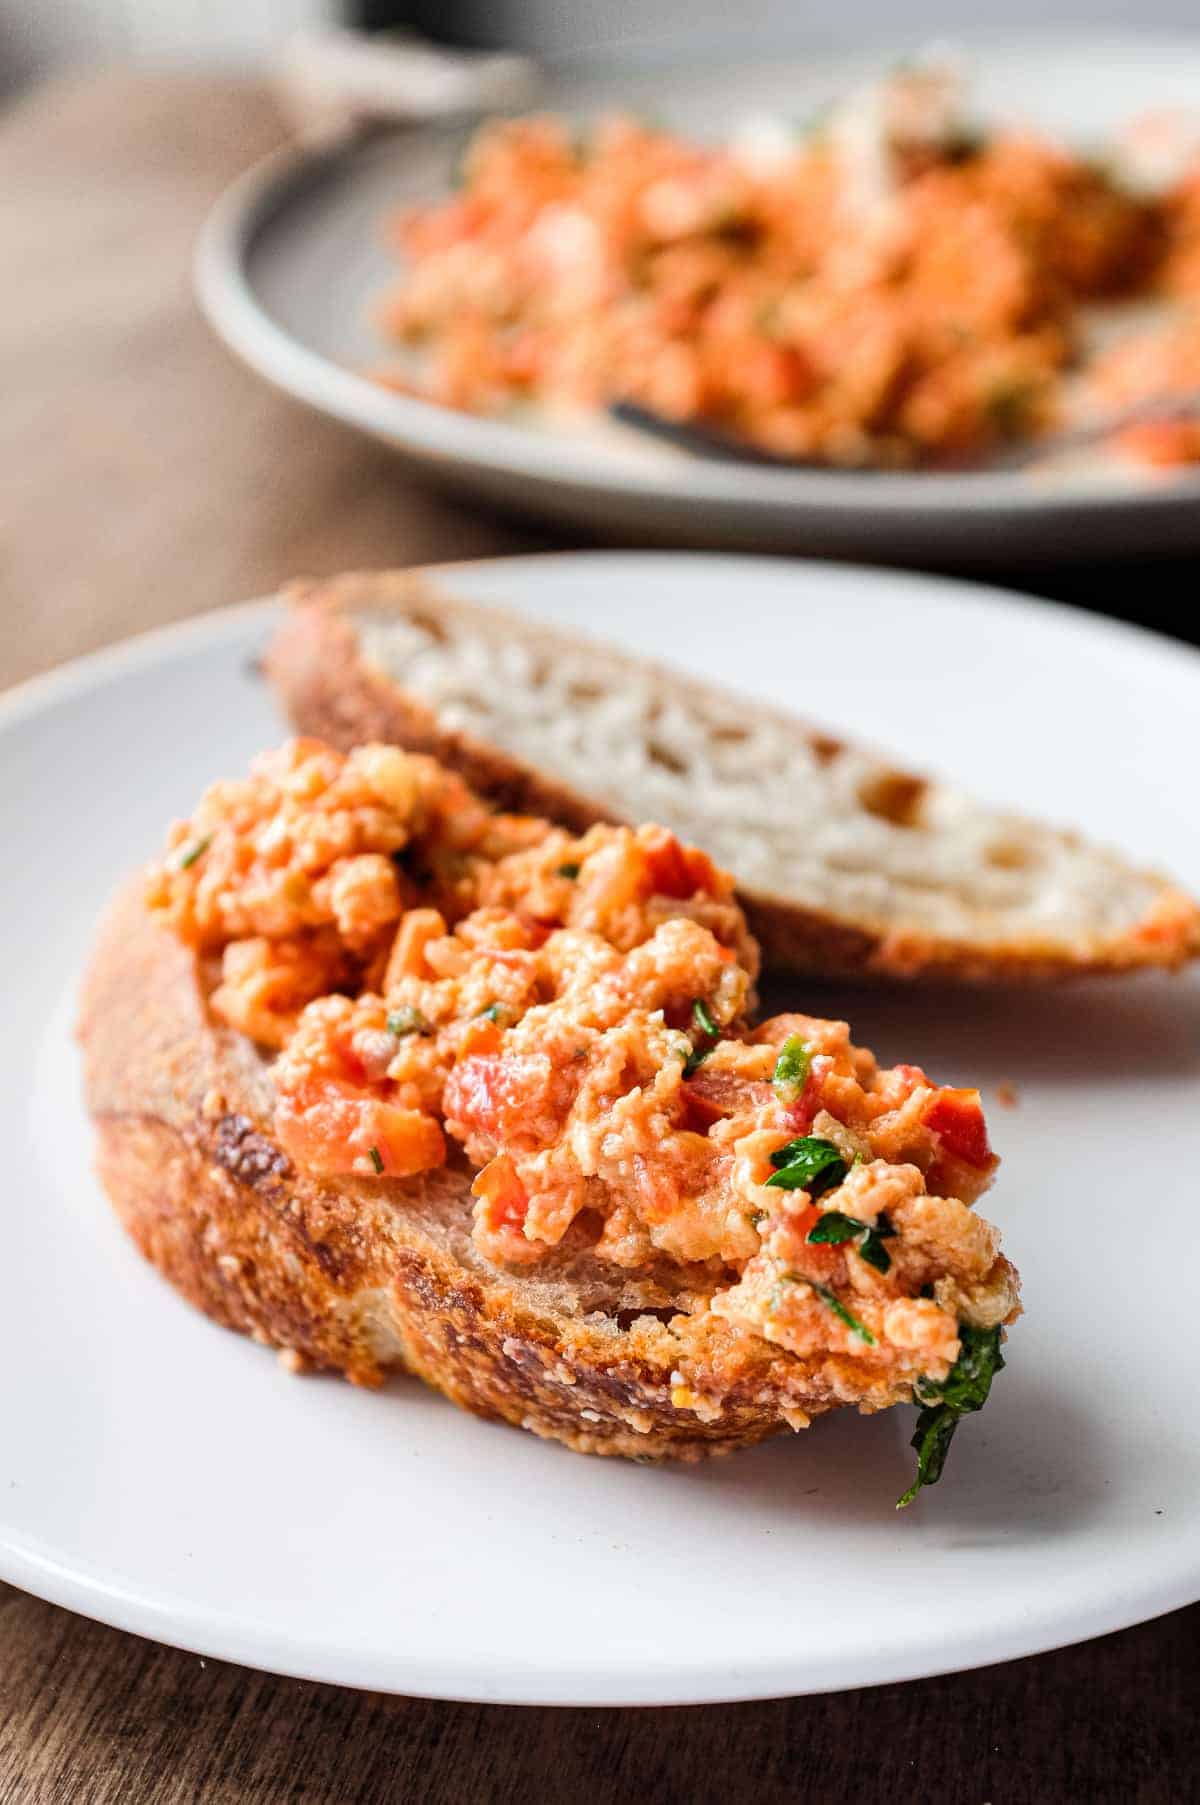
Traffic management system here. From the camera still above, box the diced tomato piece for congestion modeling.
[472,1155,528,1233]
[514,912,553,948]
[742,341,816,408]
[641,830,718,899]
[371,1109,446,1178]
[384,907,447,989]
[1115,420,1200,468]
[334,1032,371,1086]
[275,1083,445,1179]
[781,1093,817,1133]
[680,1070,773,1130]
[924,1087,992,1168]
[681,1056,828,1134]
[445,1051,504,1132]
[456,1018,503,1060]
[790,1201,821,1240]
[796,1243,841,1282]
[444,1050,558,1144]
[770,1201,841,1280]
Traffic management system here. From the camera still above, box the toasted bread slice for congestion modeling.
[82,883,936,1461]
[266,570,1200,982]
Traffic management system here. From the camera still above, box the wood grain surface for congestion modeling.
[0,69,550,693]
[0,67,1195,1805]
[0,1579,1195,1805]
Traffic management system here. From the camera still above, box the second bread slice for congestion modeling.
[265,569,1200,982]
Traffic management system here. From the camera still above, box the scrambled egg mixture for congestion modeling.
[374,59,1200,470]
[148,738,1019,1387]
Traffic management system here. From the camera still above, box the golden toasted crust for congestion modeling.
[265,570,1200,983]
[80,884,851,1460]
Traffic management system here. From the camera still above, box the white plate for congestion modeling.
[3,552,1199,1704]
[197,32,1200,563]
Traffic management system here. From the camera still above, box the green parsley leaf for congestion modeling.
[930,1321,1006,1415]
[368,1145,385,1175]
[766,1136,847,1195]
[805,1209,863,1245]
[900,1411,959,1505]
[807,1209,894,1273]
[810,1283,876,1345]
[680,997,721,1076]
[387,1006,428,1039]
[479,1003,507,1024]
[772,1034,811,1103]
[178,833,212,871]
[857,1219,894,1274]
[897,1323,1006,1508]
[691,998,718,1039]
[557,862,581,879]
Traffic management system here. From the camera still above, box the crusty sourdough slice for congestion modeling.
[82,883,920,1460]
[265,570,1200,982]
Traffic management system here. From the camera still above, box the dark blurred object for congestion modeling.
[1010,561,1199,651]
[358,1,480,46]
[611,395,1200,479]
[608,401,808,467]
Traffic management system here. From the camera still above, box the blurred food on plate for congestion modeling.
[371,58,1200,476]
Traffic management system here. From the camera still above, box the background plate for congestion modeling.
[196,33,1200,562]
[3,552,1199,1703]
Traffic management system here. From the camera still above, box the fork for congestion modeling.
[608,392,1200,473]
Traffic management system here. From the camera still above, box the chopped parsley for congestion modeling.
[177,833,212,870]
[556,862,581,879]
[897,1323,1006,1509]
[810,1283,876,1345]
[770,1273,875,1344]
[805,1209,861,1245]
[682,997,720,1076]
[772,1035,811,1103]
[985,378,1036,439]
[479,1003,507,1025]
[387,1006,428,1038]
[368,1145,385,1175]
[856,1221,894,1273]
[807,1208,894,1273]
[766,1136,847,1196]
[691,998,718,1039]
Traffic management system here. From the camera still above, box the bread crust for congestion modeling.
[81,885,843,1460]
[265,570,1200,982]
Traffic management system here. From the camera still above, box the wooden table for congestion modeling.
[1,69,1194,1804]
